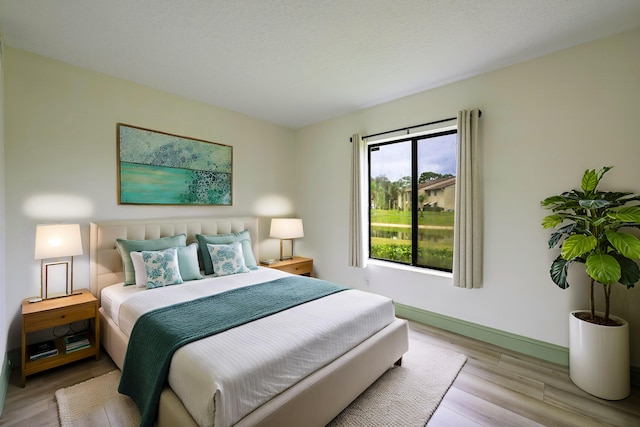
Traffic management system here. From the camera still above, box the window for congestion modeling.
[368,129,457,271]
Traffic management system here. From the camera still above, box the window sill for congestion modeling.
[366,259,453,279]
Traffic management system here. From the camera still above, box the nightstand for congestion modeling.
[262,256,313,277]
[21,289,100,386]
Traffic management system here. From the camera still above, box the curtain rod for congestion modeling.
[355,110,482,141]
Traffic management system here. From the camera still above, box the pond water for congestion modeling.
[371,227,453,243]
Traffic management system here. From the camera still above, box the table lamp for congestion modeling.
[34,224,83,301]
[270,218,304,261]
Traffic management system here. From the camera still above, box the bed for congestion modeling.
[89,217,409,427]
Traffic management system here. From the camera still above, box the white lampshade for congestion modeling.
[34,224,83,260]
[270,218,304,239]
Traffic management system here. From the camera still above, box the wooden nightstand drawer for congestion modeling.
[263,257,313,277]
[276,261,312,276]
[24,303,96,332]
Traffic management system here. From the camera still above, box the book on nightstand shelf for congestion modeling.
[28,340,58,361]
[64,333,90,353]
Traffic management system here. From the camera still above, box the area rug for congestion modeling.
[56,339,465,426]
[55,370,140,427]
[327,339,466,426]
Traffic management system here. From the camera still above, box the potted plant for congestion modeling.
[540,166,640,400]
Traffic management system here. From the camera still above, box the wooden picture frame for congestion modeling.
[117,124,232,205]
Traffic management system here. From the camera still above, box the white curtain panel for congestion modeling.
[349,134,366,268]
[453,109,483,288]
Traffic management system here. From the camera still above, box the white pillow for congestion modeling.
[207,242,250,277]
[130,251,147,288]
[141,247,184,289]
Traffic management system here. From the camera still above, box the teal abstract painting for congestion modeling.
[118,124,232,205]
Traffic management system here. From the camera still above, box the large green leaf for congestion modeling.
[548,232,563,249]
[558,223,578,234]
[578,199,610,209]
[567,190,585,200]
[581,167,613,194]
[608,206,640,223]
[540,196,567,208]
[612,254,640,288]
[581,169,599,193]
[550,256,571,289]
[541,214,564,229]
[603,191,635,202]
[558,214,591,224]
[585,253,621,285]
[561,234,597,260]
[547,224,577,249]
[596,166,613,180]
[599,166,614,180]
[591,217,610,227]
[541,192,583,211]
[605,229,640,259]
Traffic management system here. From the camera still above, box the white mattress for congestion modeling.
[101,267,290,331]
[101,268,396,427]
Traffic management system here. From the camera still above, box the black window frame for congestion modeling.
[367,129,457,271]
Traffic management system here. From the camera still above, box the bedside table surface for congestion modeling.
[22,288,96,315]
[265,256,312,267]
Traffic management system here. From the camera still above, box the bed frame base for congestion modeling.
[159,318,409,427]
[101,308,408,426]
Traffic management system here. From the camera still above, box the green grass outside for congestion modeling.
[370,209,454,227]
[370,209,454,269]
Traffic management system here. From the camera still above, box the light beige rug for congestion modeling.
[327,339,466,426]
[56,339,465,426]
[55,370,140,427]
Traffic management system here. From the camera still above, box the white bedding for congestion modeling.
[102,268,396,427]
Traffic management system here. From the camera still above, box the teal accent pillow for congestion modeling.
[196,230,257,275]
[177,243,204,281]
[141,248,183,289]
[207,242,250,277]
[116,234,187,286]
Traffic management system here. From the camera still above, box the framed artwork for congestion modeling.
[117,124,232,205]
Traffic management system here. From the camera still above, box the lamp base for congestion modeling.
[279,239,294,261]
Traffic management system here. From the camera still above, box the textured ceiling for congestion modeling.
[1,0,639,128]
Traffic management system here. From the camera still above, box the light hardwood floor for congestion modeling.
[1,321,638,426]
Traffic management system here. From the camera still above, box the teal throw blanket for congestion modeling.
[118,276,348,427]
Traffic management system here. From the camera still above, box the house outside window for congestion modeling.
[368,129,457,271]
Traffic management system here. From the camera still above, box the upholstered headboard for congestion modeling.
[89,217,259,300]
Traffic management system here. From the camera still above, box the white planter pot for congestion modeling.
[569,311,630,400]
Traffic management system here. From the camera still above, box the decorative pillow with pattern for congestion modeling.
[141,247,184,289]
[206,242,250,277]
[196,230,258,275]
[116,234,187,286]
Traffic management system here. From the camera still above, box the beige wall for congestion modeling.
[295,28,640,365]
[3,48,297,351]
